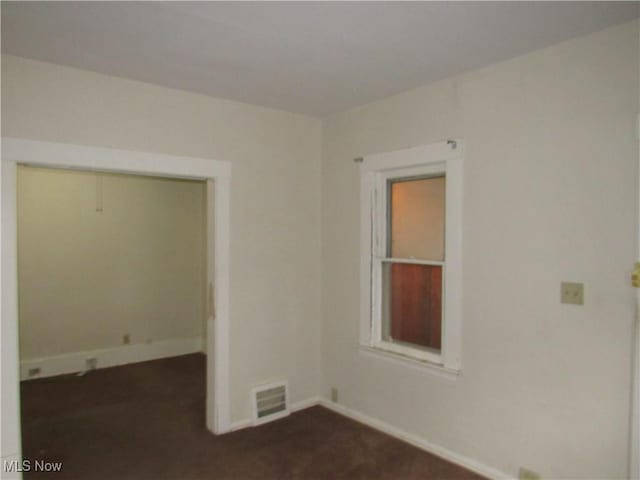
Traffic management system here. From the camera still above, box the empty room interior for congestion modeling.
[1,2,640,480]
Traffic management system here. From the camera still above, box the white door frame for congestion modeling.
[632,111,640,479]
[0,138,232,467]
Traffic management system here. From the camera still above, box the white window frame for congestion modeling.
[359,140,463,371]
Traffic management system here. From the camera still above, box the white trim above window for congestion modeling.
[359,140,463,371]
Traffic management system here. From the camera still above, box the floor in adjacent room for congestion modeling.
[21,354,486,480]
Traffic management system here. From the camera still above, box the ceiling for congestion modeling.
[2,1,638,116]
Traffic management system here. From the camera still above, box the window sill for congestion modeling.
[358,345,460,380]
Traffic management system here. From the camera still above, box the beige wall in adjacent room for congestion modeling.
[321,20,639,479]
[2,55,323,420]
[17,166,205,360]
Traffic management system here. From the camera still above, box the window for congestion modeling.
[359,141,462,370]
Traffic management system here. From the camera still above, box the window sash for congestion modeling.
[360,140,463,372]
[373,258,444,365]
[371,164,447,364]
[387,174,445,261]
[379,257,444,267]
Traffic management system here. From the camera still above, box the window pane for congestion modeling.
[389,176,445,261]
[382,263,442,351]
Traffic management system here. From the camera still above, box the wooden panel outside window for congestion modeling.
[383,263,442,350]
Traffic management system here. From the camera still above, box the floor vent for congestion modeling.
[252,381,289,425]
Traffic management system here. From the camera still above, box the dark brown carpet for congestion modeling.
[21,354,486,480]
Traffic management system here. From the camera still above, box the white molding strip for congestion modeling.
[228,395,511,480]
[2,137,231,180]
[291,396,323,412]
[229,418,254,432]
[229,396,324,432]
[318,400,513,480]
[20,336,203,380]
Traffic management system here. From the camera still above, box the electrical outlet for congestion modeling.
[632,262,640,287]
[518,467,541,480]
[561,281,584,305]
[331,387,338,403]
[123,334,130,345]
[86,358,97,370]
[28,367,41,377]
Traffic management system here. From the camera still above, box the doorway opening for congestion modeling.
[2,138,232,469]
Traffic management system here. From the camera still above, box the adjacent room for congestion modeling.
[17,167,207,377]
[17,167,209,478]
[1,2,639,480]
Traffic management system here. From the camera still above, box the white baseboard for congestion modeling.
[291,396,323,412]
[228,396,325,432]
[229,418,253,432]
[226,395,508,479]
[20,336,204,380]
[317,399,513,480]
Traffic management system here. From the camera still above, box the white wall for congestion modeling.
[3,18,639,480]
[17,167,205,364]
[1,55,323,422]
[321,20,639,479]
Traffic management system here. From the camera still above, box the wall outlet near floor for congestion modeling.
[123,334,130,345]
[28,367,41,377]
[561,281,584,305]
[86,358,98,370]
[518,467,541,480]
[331,387,338,403]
